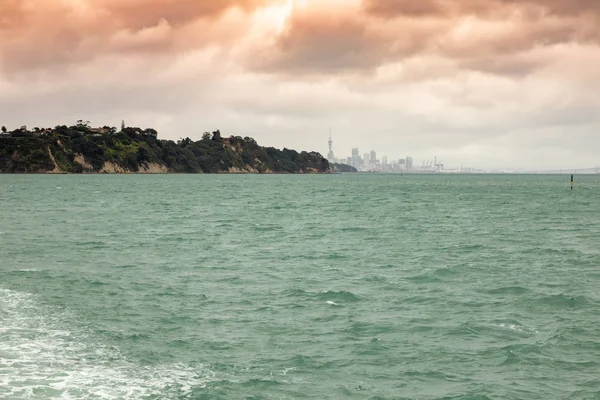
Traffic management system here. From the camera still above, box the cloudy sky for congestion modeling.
[1,0,599,169]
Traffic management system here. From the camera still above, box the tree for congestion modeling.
[137,146,150,163]
[76,120,90,128]
[178,137,192,147]
[1,126,6,134]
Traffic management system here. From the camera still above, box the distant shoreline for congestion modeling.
[2,171,595,176]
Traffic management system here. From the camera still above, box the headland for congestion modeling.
[0,123,330,174]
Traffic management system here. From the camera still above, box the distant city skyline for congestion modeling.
[324,132,599,172]
[325,135,472,173]
[326,135,417,172]
[325,134,598,173]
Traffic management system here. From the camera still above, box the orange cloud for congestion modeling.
[363,0,600,18]
[1,0,600,78]
[0,0,277,73]
[90,0,270,28]
[246,0,600,76]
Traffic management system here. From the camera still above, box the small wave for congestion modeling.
[290,354,314,366]
[376,264,397,269]
[241,378,283,388]
[346,320,395,337]
[432,266,458,277]
[318,290,361,303]
[326,253,350,260]
[282,288,361,303]
[327,301,340,306]
[337,227,369,232]
[500,343,544,366]
[533,293,592,309]
[16,268,41,273]
[360,274,388,284]
[214,218,239,224]
[404,272,441,284]
[75,241,110,250]
[281,288,308,298]
[444,320,538,339]
[401,295,439,305]
[452,243,489,251]
[496,322,538,335]
[485,286,532,295]
[252,224,284,232]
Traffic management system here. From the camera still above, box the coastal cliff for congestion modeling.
[0,124,330,174]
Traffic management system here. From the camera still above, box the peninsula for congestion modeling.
[0,122,330,174]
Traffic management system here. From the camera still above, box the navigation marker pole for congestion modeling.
[571,175,574,191]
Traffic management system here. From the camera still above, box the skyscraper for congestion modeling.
[351,148,361,167]
[327,134,334,162]
[406,156,413,171]
[370,150,377,164]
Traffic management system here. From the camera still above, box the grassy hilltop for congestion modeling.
[0,122,330,174]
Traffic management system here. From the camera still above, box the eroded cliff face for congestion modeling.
[0,128,330,174]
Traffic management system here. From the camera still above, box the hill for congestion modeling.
[0,123,330,174]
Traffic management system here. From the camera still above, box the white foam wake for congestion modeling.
[0,288,213,399]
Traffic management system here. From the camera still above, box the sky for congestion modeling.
[1,0,600,169]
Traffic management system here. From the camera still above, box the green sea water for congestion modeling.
[1,174,599,399]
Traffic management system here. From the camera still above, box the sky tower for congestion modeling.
[327,128,334,162]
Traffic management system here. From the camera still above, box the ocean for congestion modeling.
[1,174,599,399]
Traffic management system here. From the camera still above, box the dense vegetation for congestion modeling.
[0,122,330,174]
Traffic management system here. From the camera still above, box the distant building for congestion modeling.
[406,156,413,171]
[382,156,388,166]
[398,159,406,165]
[351,148,361,167]
[327,135,335,162]
[370,150,377,165]
[363,153,370,165]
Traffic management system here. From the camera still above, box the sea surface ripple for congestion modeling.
[1,174,599,399]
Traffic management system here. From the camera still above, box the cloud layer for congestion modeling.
[1,0,599,169]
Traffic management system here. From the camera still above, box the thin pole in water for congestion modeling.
[571,174,574,191]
